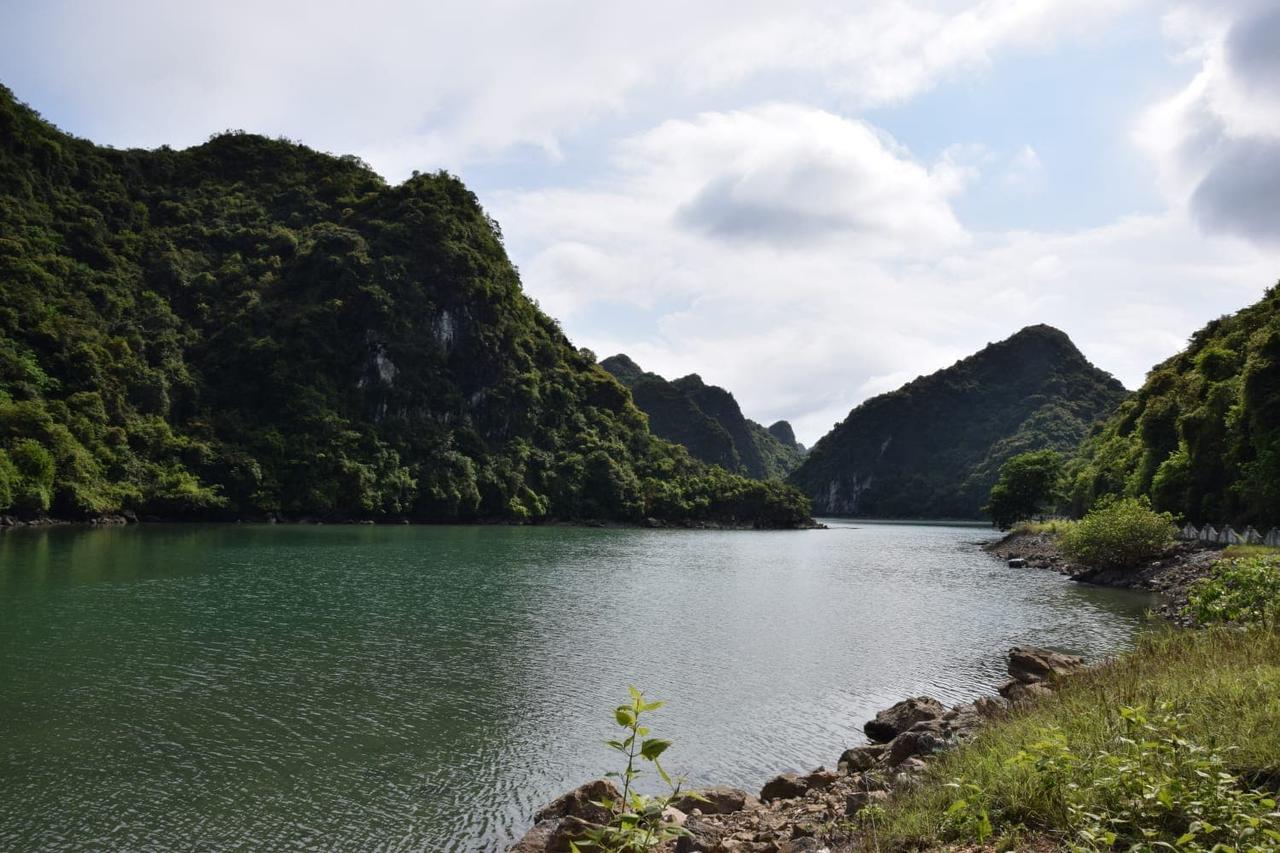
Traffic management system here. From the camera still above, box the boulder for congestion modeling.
[674,785,758,815]
[675,814,728,852]
[780,839,826,853]
[760,772,809,802]
[845,789,890,815]
[973,695,1009,718]
[863,696,945,743]
[1008,558,1027,568]
[802,768,839,791]
[508,819,561,853]
[508,816,595,853]
[998,679,1054,704]
[533,778,619,826]
[885,730,948,766]
[837,744,885,773]
[1007,646,1085,684]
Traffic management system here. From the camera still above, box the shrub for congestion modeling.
[0,448,14,510]
[1060,496,1175,569]
[8,437,55,513]
[1186,555,1280,627]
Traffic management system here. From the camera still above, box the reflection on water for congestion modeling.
[0,520,1154,851]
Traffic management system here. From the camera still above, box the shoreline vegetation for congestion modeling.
[512,532,1280,852]
[0,512,827,531]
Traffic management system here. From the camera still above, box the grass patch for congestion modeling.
[874,628,1280,850]
[1222,544,1280,561]
[1009,519,1076,537]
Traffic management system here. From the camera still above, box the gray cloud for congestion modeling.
[1144,1,1280,247]
[678,168,883,244]
[1225,3,1280,90]
[1191,138,1280,244]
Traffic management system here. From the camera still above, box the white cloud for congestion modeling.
[495,105,1280,444]
[8,0,1277,448]
[2,0,1141,177]
[1001,145,1044,191]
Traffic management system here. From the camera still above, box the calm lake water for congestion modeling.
[0,520,1154,851]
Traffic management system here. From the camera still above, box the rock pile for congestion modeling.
[509,646,1086,852]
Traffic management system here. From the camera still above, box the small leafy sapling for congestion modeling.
[572,687,697,853]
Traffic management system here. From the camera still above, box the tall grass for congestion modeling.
[1008,519,1076,537]
[1222,544,1280,560]
[875,627,1280,849]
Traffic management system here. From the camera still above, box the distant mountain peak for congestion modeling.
[600,355,804,480]
[767,420,800,450]
[789,326,1128,519]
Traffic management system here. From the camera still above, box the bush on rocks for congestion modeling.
[1060,496,1176,570]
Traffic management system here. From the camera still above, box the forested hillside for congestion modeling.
[0,85,810,526]
[599,354,804,480]
[789,325,1128,518]
[1067,284,1280,525]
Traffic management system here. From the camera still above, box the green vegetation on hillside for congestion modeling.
[790,325,1128,519]
[0,85,810,526]
[599,354,804,480]
[1067,284,1280,526]
[983,450,1063,530]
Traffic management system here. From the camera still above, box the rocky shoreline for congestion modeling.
[984,531,1221,623]
[510,648,1089,852]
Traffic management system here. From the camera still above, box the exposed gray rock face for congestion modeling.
[863,696,946,743]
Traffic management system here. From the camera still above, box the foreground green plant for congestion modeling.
[1060,496,1176,570]
[1186,555,1280,627]
[875,628,1280,850]
[573,688,691,853]
[1009,704,1280,851]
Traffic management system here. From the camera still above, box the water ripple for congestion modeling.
[0,521,1153,850]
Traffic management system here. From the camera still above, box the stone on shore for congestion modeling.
[1007,646,1085,684]
[760,771,809,802]
[837,744,885,772]
[998,679,1054,703]
[509,779,619,852]
[674,785,758,815]
[862,696,945,743]
[533,778,618,825]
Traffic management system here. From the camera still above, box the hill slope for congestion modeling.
[599,355,804,480]
[789,325,1128,518]
[1068,283,1280,525]
[0,85,810,526]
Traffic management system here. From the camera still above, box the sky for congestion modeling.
[2,0,1279,444]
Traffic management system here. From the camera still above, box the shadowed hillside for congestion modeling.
[789,325,1128,518]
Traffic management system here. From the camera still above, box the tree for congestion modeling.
[984,450,1063,530]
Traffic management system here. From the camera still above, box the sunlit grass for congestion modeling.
[1221,544,1280,560]
[1008,519,1076,538]
[872,627,1280,849]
